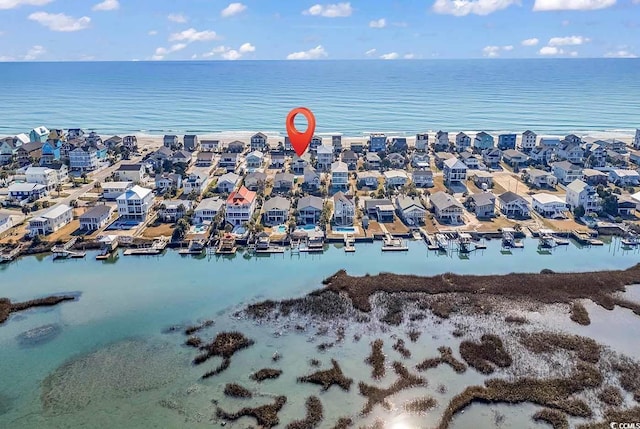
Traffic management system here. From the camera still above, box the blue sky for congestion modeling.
[0,0,638,61]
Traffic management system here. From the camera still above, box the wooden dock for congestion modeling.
[52,237,86,260]
[123,237,168,256]
[0,246,22,263]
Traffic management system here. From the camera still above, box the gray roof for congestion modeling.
[552,160,581,171]
[365,152,381,162]
[429,191,463,210]
[412,169,433,178]
[364,198,392,211]
[263,196,291,212]
[195,197,224,212]
[297,195,323,211]
[468,192,496,207]
[503,149,527,158]
[342,150,357,161]
[275,172,294,182]
[80,204,112,220]
[245,172,267,183]
[395,196,425,211]
[498,191,525,204]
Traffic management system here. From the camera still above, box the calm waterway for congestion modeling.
[1,238,639,428]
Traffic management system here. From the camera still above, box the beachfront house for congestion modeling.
[566,179,601,214]
[466,192,496,218]
[429,191,464,224]
[341,150,358,170]
[497,191,530,218]
[521,130,537,152]
[502,149,529,169]
[67,129,85,140]
[412,170,433,188]
[195,152,215,167]
[540,137,561,148]
[116,185,154,221]
[531,193,568,218]
[498,134,517,150]
[30,126,50,143]
[357,171,381,189]
[69,146,99,172]
[609,169,640,187]
[331,161,350,191]
[114,163,147,183]
[273,172,295,192]
[525,168,558,189]
[317,145,334,172]
[469,170,493,189]
[291,153,311,174]
[250,133,268,152]
[79,204,113,231]
[25,166,60,190]
[310,135,323,153]
[333,192,355,226]
[183,135,199,152]
[474,132,494,152]
[16,142,44,165]
[582,169,609,186]
[443,158,467,184]
[123,136,138,151]
[262,196,291,226]
[411,152,430,169]
[104,136,123,149]
[350,142,364,154]
[200,140,219,152]
[28,204,72,236]
[556,141,585,164]
[217,172,241,194]
[395,196,427,225]
[225,186,257,226]
[219,152,239,172]
[455,133,472,153]
[297,195,323,225]
[193,197,224,224]
[383,170,409,187]
[163,135,179,149]
[369,133,387,153]
[227,140,245,153]
[102,181,134,200]
[415,133,429,151]
[365,152,381,170]
[386,153,406,168]
[551,161,583,185]
[434,131,449,152]
[482,148,502,169]
[389,137,408,153]
[302,167,321,192]
[332,135,342,154]
[159,200,192,222]
[634,129,640,150]
[8,183,47,204]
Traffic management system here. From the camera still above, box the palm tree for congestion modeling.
[55,183,63,197]
[81,173,88,184]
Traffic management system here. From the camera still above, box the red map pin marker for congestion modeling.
[286,107,316,157]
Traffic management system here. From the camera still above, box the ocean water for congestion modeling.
[0,59,639,137]
[1,239,640,428]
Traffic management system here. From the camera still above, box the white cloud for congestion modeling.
[569,51,578,57]
[169,28,219,43]
[167,13,187,23]
[502,45,514,51]
[303,2,353,17]
[533,0,615,10]
[0,0,52,10]
[221,2,247,17]
[604,50,638,58]
[369,18,386,28]
[92,0,119,11]
[404,53,416,59]
[482,45,514,57]
[28,12,91,32]
[239,42,255,53]
[539,46,564,55]
[148,30,157,36]
[548,35,589,46]
[152,43,187,60]
[380,52,399,60]
[222,50,241,60]
[286,45,328,60]
[521,38,539,46]
[365,48,377,56]
[0,55,16,61]
[432,0,519,16]
[24,44,45,60]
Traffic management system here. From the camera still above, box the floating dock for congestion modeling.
[123,237,168,256]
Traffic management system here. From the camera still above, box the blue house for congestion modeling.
[474,132,494,152]
[30,126,50,143]
[369,133,387,153]
[498,134,517,150]
[40,140,61,165]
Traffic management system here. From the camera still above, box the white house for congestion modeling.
[331,161,349,190]
[183,173,209,195]
[8,182,47,203]
[357,171,381,188]
[302,166,321,192]
[25,166,59,190]
[459,152,482,170]
[531,193,568,218]
[429,191,463,223]
[69,146,99,172]
[411,152,430,169]
[262,196,291,226]
[79,204,113,231]
[114,163,147,183]
[193,197,225,224]
[0,214,14,235]
[200,139,220,152]
[245,150,265,170]
[526,168,558,189]
[316,145,334,172]
[154,173,182,193]
[551,161,583,185]
[443,158,467,184]
[609,169,640,187]
[521,130,537,152]
[333,192,355,226]
[217,172,240,193]
[566,179,601,213]
[116,185,154,221]
[383,170,409,187]
[225,186,257,226]
[395,196,427,225]
[102,181,134,200]
[29,204,73,236]
[297,195,324,225]
[497,191,530,218]
[159,200,193,222]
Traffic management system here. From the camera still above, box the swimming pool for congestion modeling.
[190,224,208,234]
[275,225,287,234]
